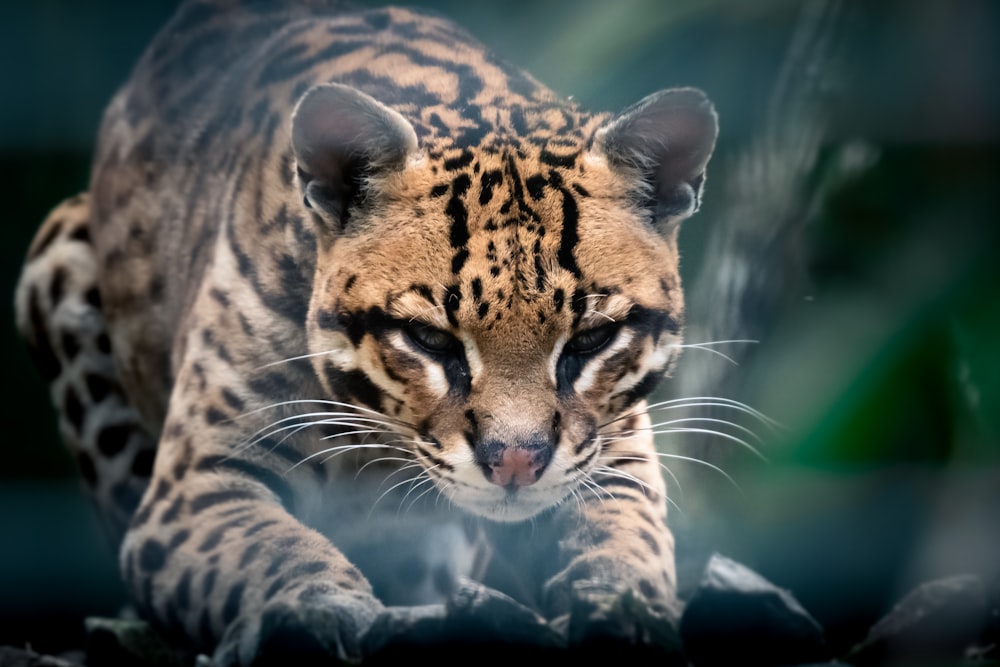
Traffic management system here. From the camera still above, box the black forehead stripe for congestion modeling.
[556,185,581,278]
[447,173,471,248]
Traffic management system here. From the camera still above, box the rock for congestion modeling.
[84,617,187,667]
[679,553,827,666]
[848,573,989,665]
[362,579,564,663]
[0,646,82,667]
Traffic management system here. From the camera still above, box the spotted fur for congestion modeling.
[15,1,717,663]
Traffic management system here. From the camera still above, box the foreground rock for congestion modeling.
[848,574,990,666]
[679,553,827,666]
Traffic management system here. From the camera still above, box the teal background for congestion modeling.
[1,0,997,657]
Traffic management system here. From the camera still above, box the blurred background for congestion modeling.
[1,0,998,658]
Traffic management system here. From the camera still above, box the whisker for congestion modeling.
[403,479,440,515]
[598,453,683,498]
[234,399,414,430]
[653,452,745,496]
[592,465,660,498]
[650,427,768,462]
[672,339,759,365]
[287,442,412,473]
[255,349,339,370]
[602,396,782,431]
[370,466,439,516]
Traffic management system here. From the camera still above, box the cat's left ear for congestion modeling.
[592,87,718,225]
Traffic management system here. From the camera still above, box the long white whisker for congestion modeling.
[288,443,411,473]
[234,399,413,429]
[255,349,340,370]
[653,452,745,495]
[672,339,759,365]
[652,427,769,462]
[599,453,683,498]
[620,416,766,446]
[603,396,782,431]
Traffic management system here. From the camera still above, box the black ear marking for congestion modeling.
[291,83,418,229]
[593,87,718,225]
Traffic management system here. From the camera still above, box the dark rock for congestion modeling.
[848,573,989,666]
[362,579,564,663]
[84,617,188,667]
[679,553,827,666]
[0,646,82,667]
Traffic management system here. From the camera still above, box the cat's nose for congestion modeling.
[475,434,554,488]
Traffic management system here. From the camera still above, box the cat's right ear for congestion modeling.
[291,83,418,230]
[591,87,718,227]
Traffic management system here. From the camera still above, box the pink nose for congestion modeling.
[489,447,547,488]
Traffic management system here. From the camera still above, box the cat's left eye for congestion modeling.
[404,322,457,355]
[565,323,620,356]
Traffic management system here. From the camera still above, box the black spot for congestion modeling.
[202,569,217,597]
[148,275,165,302]
[525,174,547,200]
[168,529,191,550]
[240,543,262,568]
[324,365,384,413]
[189,489,258,514]
[638,529,661,556]
[447,174,471,248]
[60,332,81,360]
[556,187,581,278]
[344,274,357,293]
[84,287,101,309]
[451,248,469,274]
[138,539,166,572]
[85,373,113,402]
[429,183,449,198]
[245,519,279,538]
[161,495,185,524]
[470,278,483,302]
[209,288,230,307]
[221,388,245,412]
[131,448,155,477]
[553,288,565,312]
[477,302,489,319]
[222,582,245,625]
[540,149,577,168]
[177,569,193,611]
[479,169,503,205]
[444,150,474,171]
[443,284,462,327]
[49,267,68,305]
[97,423,132,457]
[205,407,228,425]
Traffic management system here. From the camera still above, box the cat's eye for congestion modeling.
[404,322,457,355]
[565,323,620,356]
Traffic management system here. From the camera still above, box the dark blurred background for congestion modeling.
[1,0,998,658]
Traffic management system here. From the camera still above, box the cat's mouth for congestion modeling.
[445,477,574,523]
